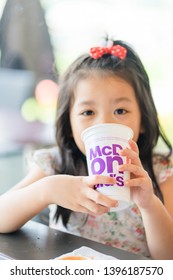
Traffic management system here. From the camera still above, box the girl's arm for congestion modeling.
[120,140,173,259]
[140,182,173,260]
[0,164,50,233]
[0,164,116,233]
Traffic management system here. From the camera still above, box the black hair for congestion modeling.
[54,39,172,226]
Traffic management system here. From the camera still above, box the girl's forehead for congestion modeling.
[72,75,136,103]
[69,70,138,106]
[74,74,133,91]
[73,69,134,89]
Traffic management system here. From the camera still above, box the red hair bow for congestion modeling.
[90,45,127,60]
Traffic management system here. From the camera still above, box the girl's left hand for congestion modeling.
[119,139,154,210]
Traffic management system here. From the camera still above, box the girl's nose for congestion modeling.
[98,114,114,124]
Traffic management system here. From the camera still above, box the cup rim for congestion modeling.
[81,123,134,142]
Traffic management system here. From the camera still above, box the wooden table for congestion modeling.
[0,221,148,260]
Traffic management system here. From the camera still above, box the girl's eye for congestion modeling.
[114,108,127,115]
[82,110,94,116]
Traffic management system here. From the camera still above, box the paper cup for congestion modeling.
[81,123,134,211]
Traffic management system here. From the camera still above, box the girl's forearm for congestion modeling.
[0,177,50,233]
[140,195,173,259]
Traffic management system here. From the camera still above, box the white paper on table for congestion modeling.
[55,246,118,260]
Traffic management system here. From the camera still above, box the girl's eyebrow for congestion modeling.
[112,97,132,103]
[77,100,96,106]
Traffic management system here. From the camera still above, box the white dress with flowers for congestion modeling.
[33,147,173,258]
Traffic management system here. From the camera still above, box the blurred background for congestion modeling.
[0,0,173,195]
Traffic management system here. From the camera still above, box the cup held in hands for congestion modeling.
[81,123,134,211]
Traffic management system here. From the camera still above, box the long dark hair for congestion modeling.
[54,39,172,226]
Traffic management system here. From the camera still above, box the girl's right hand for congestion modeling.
[45,175,118,215]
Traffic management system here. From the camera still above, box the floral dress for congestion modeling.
[33,147,173,258]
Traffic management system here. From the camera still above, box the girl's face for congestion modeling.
[70,75,143,155]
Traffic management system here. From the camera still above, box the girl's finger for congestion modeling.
[80,199,110,215]
[82,175,116,187]
[118,164,147,177]
[85,186,118,208]
[125,177,150,188]
[81,176,118,208]
[72,202,109,215]
[120,147,142,166]
[128,139,139,154]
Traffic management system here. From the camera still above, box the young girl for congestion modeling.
[0,39,173,259]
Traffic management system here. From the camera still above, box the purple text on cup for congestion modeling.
[88,143,125,189]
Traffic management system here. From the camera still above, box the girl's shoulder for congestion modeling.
[153,153,173,184]
[32,146,61,175]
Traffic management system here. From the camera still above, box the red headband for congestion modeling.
[90,45,127,60]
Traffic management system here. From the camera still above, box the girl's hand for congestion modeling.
[46,174,118,215]
[119,139,154,210]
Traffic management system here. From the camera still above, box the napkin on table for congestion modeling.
[55,246,118,260]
